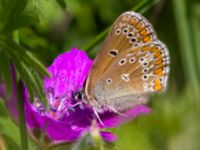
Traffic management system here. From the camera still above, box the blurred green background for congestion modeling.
[0,0,200,149]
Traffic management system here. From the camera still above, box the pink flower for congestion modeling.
[0,48,151,145]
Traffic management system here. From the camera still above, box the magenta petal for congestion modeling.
[44,48,92,99]
[100,105,151,128]
[100,131,118,142]
[25,102,83,143]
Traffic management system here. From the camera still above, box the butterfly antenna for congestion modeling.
[93,107,105,126]
[106,106,127,117]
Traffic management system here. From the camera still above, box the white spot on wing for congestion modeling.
[142,74,149,81]
[115,28,121,35]
[119,58,127,65]
[121,74,130,82]
[129,57,135,63]
[106,78,112,84]
[108,49,119,57]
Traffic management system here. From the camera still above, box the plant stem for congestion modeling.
[17,80,29,150]
[172,0,199,94]
[82,27,109,53]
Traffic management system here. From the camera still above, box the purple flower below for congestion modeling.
[0,48,151,145]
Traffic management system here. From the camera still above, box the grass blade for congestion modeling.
[172,0,200,94]
[0,49,12,98]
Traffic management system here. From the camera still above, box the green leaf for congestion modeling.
[0,0,15,32]
[0,47,2,84]
[131,0,160,14]
[1,40,48,108]
[6,41,50,77]
[2,134,20,150]
[3,13,38,34]
[17,80,29,150]
[0,0,28,33]
[0,100,8,118]
[21,59,47,107]
[9,0,28,19]
[0,49,12,98]
[23,50,50,77]
[0,100,20,149]
[0,134,7,150]
[13,54,47,107]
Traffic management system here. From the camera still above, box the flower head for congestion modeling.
[0,48,151,145]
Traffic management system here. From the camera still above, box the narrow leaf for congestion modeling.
[23,51,50,77]
[6,41,50,77]
[3,41,48,108]
[0,50,12,98]
[3,13,37,34]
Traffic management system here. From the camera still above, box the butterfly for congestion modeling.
[74,11,170,124]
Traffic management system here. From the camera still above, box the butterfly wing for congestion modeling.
[93,41,170,111]
[85,11,158,102]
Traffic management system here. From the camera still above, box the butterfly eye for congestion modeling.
[74,91,84,101]
[119,58,127,65]
[115,28,121,35]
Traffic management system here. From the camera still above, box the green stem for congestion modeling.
[191,3,200,84]
[17,80,29,150]
[172,0,199,94]
[82,27,109,52]
[82,0,159,52]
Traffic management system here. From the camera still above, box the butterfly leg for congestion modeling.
[93,107,105,126]
[106,105,127,117]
